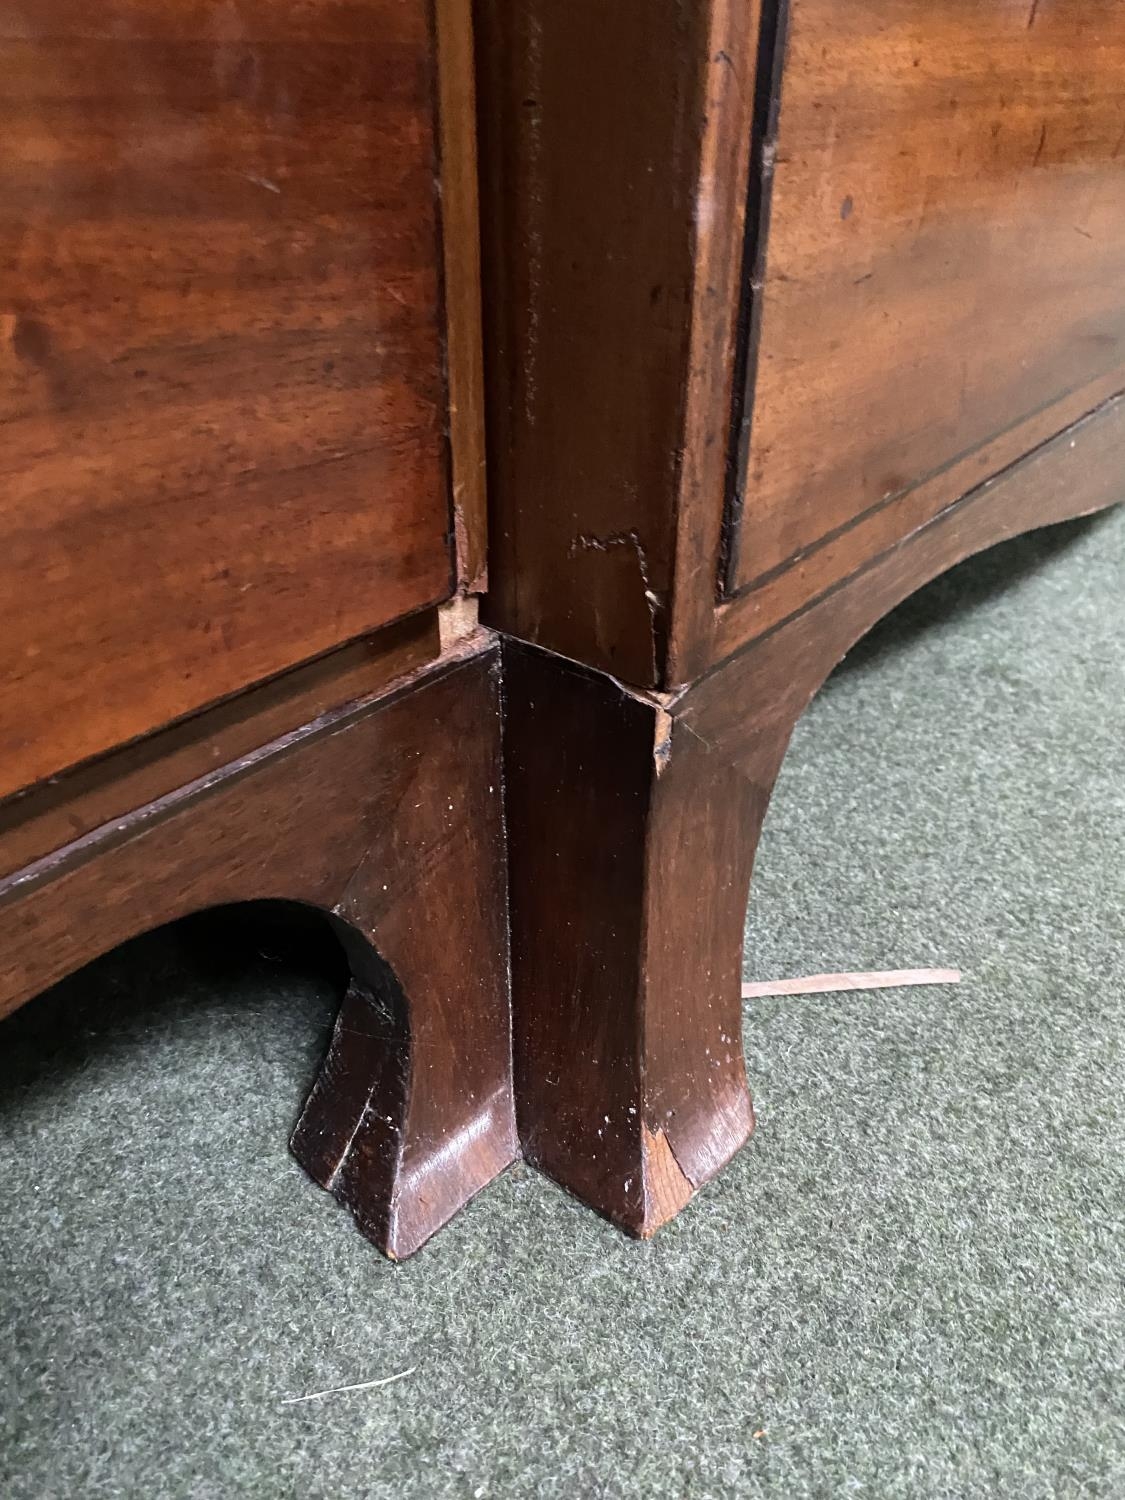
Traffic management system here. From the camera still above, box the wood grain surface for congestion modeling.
[0,611,438,881]
[726,0,1125,593]
[503,636,756,1237]
[0,0,458,799]
[0,645,515,1259]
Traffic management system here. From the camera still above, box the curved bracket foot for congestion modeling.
[292,946,515,1260]
[503,427,1125,1235]
[503,642,768,1235]
[0,650,516,1259]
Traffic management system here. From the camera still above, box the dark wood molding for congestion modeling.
[474,0,755,686]
[721,0,792,592]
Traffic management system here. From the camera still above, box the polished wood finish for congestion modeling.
[3,0,1122,1259]
[0,612,438,882]
[726,0,1125,596]
[505,394,1124,1231]
[0,645,515,1258]
[504,638,755,1236]
[0,0,503,1257]
[0,0,458,798]
[474,0,725,686]
[475,0,1125,687]
[714,384,1125,660]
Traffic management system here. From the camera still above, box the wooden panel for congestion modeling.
[0,611,438,881]
[716,384,1125,653]
[727,0,1125,593]
[0,0,456,799]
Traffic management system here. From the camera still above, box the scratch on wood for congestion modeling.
[569,528,664,634]
[653,707,673,776]
[1032,120,1047,167]
[680,720,714,753]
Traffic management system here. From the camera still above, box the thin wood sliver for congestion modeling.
[741,968,962,1000]
[280,1368,416,1406]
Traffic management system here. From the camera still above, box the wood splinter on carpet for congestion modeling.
[741,968,961,1000]
[280,1367,416,1405]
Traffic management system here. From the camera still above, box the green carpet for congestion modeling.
[2,510,1123,1498]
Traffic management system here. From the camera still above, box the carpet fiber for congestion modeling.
[2,510,1123,1497]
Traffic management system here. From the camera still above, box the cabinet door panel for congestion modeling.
[0,0,453,798]
[727,0,1125,593]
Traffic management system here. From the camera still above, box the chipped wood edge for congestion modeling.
[639,1122,696,1236]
